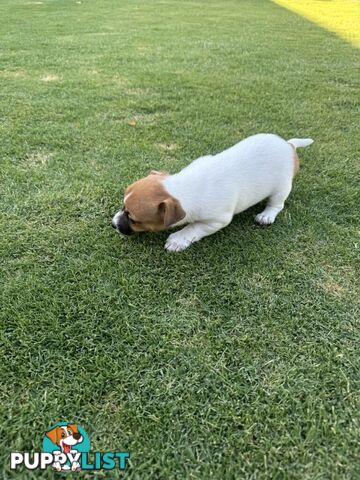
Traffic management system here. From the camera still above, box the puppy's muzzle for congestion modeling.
[111,211,134,236]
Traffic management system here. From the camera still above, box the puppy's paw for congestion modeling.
[255,213,274,225]
[53,462,62,472]
[165,233,193,252]
[255,206,283,226]
[71,462,81,471]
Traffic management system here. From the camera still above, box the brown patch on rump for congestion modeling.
[289,143,300,176]
[124,173,185,232]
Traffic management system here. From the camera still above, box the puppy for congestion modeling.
[45,424,83,471]
[112,134,313,252]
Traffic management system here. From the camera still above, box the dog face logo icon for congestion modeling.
[45,424,83,455]
[42,422,90,471]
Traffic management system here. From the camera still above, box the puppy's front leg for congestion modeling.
[165,217,231,252]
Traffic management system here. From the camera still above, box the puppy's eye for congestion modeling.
[68,430,72,435]
[61,432,66,438]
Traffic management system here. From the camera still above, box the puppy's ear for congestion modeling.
[45,427,60,445]
[149,170,168,176]
[159,198,185,227]
[67,423,78,434]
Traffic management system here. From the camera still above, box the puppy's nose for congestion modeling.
[73,432,81,440]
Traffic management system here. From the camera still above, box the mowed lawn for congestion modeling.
[1,0,359,478]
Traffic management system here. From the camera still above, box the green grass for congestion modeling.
[0,0,359,478]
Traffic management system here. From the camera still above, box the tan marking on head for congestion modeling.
[289,143,300,176]
[124,173,185,232]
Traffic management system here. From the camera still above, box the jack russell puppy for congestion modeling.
[112,134,313,252]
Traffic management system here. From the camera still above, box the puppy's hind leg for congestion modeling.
[255,184,292,226]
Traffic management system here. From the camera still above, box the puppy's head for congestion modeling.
[45,424,83,453]
[112,171,185,235]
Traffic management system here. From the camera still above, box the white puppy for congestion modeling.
[112,134,313,252]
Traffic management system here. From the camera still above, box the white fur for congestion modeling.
[111,210,122,228]
[288,138,313,149]
[163,133,313,252]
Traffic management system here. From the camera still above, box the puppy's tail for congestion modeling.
[287,138,314,149]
